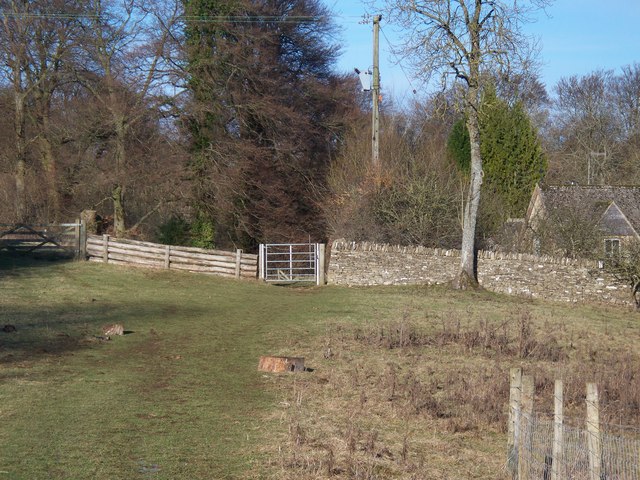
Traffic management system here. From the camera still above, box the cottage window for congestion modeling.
[604,238,620,257]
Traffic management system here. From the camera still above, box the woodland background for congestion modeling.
[1,0,639,254]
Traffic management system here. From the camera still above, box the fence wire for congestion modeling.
[515,412,640,480]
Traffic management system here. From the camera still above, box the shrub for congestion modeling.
[156,213,215,249]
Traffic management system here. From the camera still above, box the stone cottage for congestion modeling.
[525,183,640,257]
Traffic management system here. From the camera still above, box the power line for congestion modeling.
[0,10,374,26]
[379,25,419,98]
[182,15,325,23]
[0,12,328,23]
[0,13,100,20]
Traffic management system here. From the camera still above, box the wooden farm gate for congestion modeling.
[258,243,325,285]
[0,222,86,258]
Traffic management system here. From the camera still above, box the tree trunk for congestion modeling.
[41,138,59,221]
[454,90,483,290]
[38,102,60,221]
[112,184,126,237]
[15,157,26,222]
[14,92,27,222]
[113,114,127,174]
[112,112,127,237]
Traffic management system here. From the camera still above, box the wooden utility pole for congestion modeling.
[371,15,381,171]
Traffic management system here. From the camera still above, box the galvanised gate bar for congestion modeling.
[259,243,325,285]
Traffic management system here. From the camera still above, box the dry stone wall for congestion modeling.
[328,240,632,307]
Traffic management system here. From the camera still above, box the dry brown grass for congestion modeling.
[254,291,640,479]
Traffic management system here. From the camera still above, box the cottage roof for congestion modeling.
[526,184,640,237]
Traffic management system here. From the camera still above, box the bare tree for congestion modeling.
[75,0,181,237]
[326,92,463,248]
[550,71,621,184]
[381,0,550,288]
[604,240,640,310]
[546,65,640,186]
[0,1,38,221]
[0,1,83,221]
[612,64,640,141]
[615,66,640,184]
[529,205,601,259]
[27,2,83,220]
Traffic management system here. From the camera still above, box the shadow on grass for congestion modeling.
[0,252,77,278]
[0,300,205,365]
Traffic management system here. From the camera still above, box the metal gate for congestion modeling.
[259,243,325,285]
[0,223,85,258]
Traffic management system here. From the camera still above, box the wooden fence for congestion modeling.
[86,234,258,279]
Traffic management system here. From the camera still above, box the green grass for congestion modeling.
[0,256,338,479]
[1,254,639,479]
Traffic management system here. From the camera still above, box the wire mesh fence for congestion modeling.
[515,413,640,479]
[508,369,640,480]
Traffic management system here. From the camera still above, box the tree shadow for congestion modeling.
[0,300,204,367]
[0,252,77,278]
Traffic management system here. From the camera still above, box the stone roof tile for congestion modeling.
[538,185,640,235]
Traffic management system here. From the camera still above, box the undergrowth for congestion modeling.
[263,305,640,479]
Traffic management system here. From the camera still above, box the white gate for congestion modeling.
[259,243,325,285]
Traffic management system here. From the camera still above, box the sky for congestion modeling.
[328,1,640,105]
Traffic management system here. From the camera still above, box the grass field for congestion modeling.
[1,255,639,479]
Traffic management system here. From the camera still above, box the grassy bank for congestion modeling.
[1,255,638,479]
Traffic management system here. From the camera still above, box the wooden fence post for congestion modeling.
[79,219,87,260]
[586,383,601,480]
[74,218,88,260]
[317,243,326,286]
[102,234,109,264]
[518,374,534,480]
[164,245,171,269]
[258,244,265,281]
[74,218,81,258]
[551,379,564,480]
[508,368,523,477]
[235,249,242,279]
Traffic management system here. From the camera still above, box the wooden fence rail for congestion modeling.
[86,234,258,279]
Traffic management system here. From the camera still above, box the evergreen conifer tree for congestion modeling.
[448,87,546,219]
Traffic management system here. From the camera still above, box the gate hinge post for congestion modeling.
[317,243,326,286]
